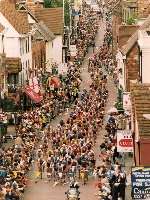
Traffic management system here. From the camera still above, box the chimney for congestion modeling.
[8,0,19,3]
[26,0,44,12]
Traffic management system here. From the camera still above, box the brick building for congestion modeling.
[18,0,63,71]
[131,83,150,166]
[137,0,150,18]
[118,25,139,48]
[116,16,150,91]
[112,0,150,55]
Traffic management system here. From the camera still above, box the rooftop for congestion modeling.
[131,83,150,137]
[0,0,29,34]
[121,15,150,55]
[0,23,4,33]
[34,7,63,35]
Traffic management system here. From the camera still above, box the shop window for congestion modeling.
[28,37,30,52]
[7,73,18,93]
[26,39,28,53]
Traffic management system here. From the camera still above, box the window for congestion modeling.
[26,60,28,69]
[7,73,18,93]
[20,39,22,56]
[22,40,24,55]
[25,39,28,53]
[27,37,30,52]
[28,60,30,68]
[7,73,18,85]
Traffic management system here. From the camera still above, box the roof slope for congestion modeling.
[0,0,29,34]
[131,83,150,137]
[121,15,150,55]
[34,7,63,35]
[0,23,4,33]
[32,22,55,41]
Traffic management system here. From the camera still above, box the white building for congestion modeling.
[18,0,64,71]
[138,29,150,84]
[0,0,32,89]
[33,7,63,68]
[116,16,150,92]
[116,50,126,90]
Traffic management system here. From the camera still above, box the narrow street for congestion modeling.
[1,0,150,200]
[23,15,117,200]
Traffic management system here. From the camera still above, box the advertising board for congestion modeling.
[132,167,150,199]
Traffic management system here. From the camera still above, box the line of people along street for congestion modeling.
[0,2,100,200]
[0,2,127,200]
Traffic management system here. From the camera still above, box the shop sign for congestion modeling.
[70,45,77,57]
[123,92,132,111]
[29,76,40,93]
[25,86,43,103]
[132,167,150,199]
[117,130,133,152]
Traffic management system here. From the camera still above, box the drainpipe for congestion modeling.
[138,44,142,83]
[132,132,136,166]
[2,34,4,54]
[123,55,126,91]
[137,141,141,166]
[140,50,142,83]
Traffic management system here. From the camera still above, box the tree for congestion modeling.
[64,0,70,26]
[44,0,70,26]
[44,0,63,8]
[127,17,136,25]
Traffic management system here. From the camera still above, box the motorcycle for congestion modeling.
[97,190,112,200]
[65,188,80,200]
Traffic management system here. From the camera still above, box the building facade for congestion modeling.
[0,0,31,94]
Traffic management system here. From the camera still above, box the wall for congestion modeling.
[0,13,32,84]
[28,14,36,24]
[134,116,140,166]
[3,37,20,58]
[126,44,139,91]
[112,15,122,55]
[46,40,53,72]
[140,138,150,166]
[138,31,150,84]
[134,141,140,166]
[0,53,6,92]
[116,51,126,90]
[45,36,63,72]
[0,34,3,53]
[0,13,20,57]
[0,13,20,38]
[52,35,62,65]
[32,40,46,75]
[20,35,32,83]
[137,0,150,18]
[141,49,150,83]
[118,25,139,49]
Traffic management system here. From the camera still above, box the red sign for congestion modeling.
[117,130,133,152]
[25,86,43,103]
[119,138,133,147]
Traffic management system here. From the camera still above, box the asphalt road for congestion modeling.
[23,16,118,200]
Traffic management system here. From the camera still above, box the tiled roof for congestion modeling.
[18,5,55,40]
[0,23,4,33]
[32,22,55,41]
[34,8,63,35]
[118,25,139,48]
[131,83,150,137]
[0,0,29,34]
[121,15,150,55]
[6,57,22,73]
